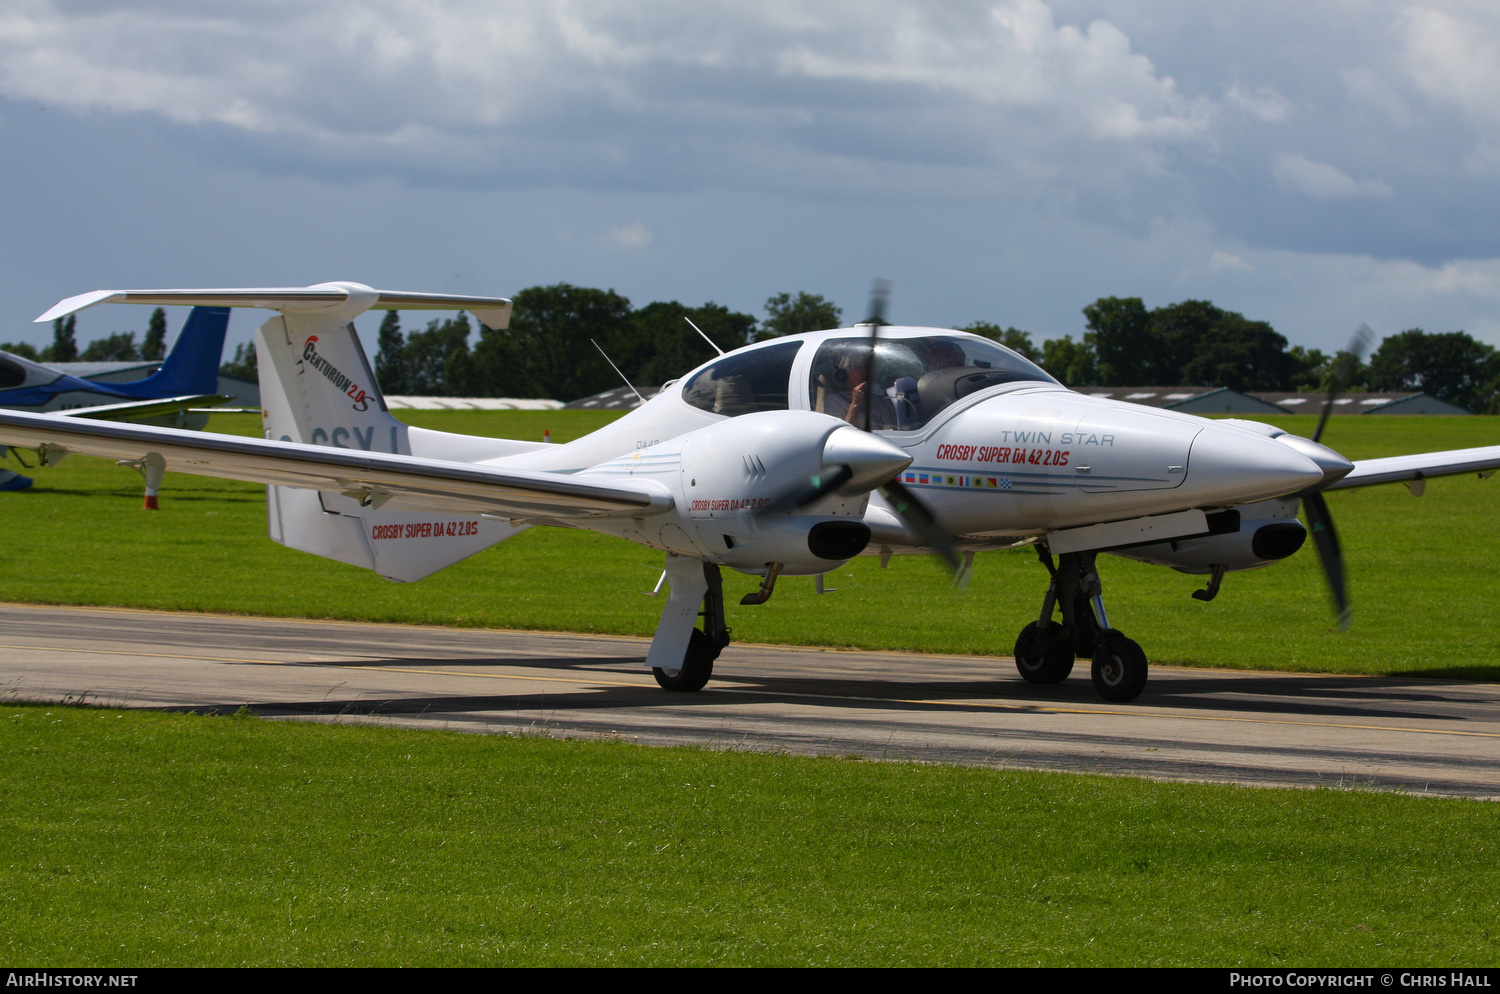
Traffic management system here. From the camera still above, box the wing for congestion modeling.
[59,394,232,423]
[0,409,672,519]
[36,283,513,332]
[1326,445,1500,490]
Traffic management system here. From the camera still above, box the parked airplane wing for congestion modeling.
[0,409,670,520]
[59,394,233,423]
[1325,445,1500,490]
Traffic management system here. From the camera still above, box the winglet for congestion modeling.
[35,290,124,323]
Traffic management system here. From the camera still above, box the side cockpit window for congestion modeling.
[810,334,1055,431]
[0,355,27,390]
[681,339,802,416]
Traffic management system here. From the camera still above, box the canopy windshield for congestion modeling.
[809,334,1055,430]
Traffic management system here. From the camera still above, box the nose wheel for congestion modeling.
[1014,549,1149,702]
[652,628,721,691]
[651,561,731,692]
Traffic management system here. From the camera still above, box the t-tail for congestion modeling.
[252,293,542,581]
[33,281,537,581]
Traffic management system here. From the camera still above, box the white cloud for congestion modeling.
[0,0,1214,195]
[603,221,653,250]
[1399,5,1500,126]
[772,0,1212,143]
[1208,250,1252,272]
[1226,84,1292,123]
[1271,152,1392,200]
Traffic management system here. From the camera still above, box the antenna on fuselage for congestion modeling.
[591,339,645,405]
[684,317,725,357]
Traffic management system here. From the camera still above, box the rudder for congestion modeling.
[254,309,527,581]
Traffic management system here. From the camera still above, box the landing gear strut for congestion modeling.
[649,558,731,692]
[1013,548,1148,702]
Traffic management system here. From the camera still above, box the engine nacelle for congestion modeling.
[1109,499,1306,575]
[587,410,911,576]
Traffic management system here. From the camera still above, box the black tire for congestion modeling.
[1013,621,1075,684]
[1091,631,1148,703]
[652,628,718,692]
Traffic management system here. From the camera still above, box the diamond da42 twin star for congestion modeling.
[1,282,1496,703]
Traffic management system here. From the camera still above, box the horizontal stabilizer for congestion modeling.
[36,282,512,331]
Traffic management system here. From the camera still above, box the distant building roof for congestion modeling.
[1085,386,1471,415]
[1250,391,1470,415]
[1084,386,1286,415]
[384,396,564,411]
[562,385,665,410]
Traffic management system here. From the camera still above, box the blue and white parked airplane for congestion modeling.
[0,305,231,491]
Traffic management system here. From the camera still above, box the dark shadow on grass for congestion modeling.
[1398,666,1500,682]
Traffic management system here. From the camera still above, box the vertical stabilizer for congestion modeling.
[255,311,525,581]
[113,306,230,398]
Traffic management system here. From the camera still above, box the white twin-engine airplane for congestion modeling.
[2,282,1497,703]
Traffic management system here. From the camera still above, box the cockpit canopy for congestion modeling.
[679,339,802,417]
[678,331,1056,429]
[0,354,27,390]
[808,334,1055,430]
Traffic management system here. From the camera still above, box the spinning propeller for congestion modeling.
[1299,323,1373,630]
[757,279,961,575]
[859,281,963,575]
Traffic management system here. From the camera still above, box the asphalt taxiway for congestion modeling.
[3,602,1498,797]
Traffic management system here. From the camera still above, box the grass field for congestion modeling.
[0,408,1494,677]
[4,703,1499,967]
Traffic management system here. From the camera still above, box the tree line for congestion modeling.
[369,285,841,401]
[6,287,1497,413]
[996,297,1500,414]
[367,286,1500,412]
[2,309,170,364]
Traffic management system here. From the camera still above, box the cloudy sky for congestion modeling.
[5,0,1500,362]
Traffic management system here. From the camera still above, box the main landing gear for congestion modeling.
[648,556,731,692]
[1012,548,1149,703]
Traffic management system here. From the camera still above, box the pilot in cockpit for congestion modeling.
[815,348,897,428]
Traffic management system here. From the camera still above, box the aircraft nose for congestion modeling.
[1186,425,1327,504]
[1272,433,1355,490]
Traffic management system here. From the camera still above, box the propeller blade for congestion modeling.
[880,478,963,577]
[756,465,855,517]
[1312,322,1374,445]
[865,278,890,326]
[860,279,890,433]
[1303,491,1351,631]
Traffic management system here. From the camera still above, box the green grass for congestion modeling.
[0,410,1495,677]
[4,703,1499,967]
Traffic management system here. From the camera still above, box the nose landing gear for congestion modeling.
[1012,548,1149,702]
